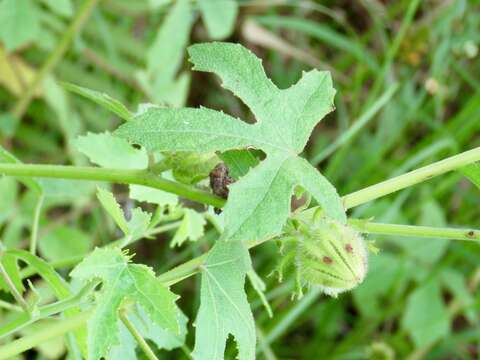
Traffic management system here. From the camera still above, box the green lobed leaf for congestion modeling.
[116,107,258,153]
[192,241,255,360]
[96,187,130,235]
[73,132,148,170]
[62,82,133,121]
[198,0,238,39]
[70,248,180,360]
[223,155,344,241]
[116,42,346,243]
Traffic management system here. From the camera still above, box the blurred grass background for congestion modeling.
[0,0,479,359]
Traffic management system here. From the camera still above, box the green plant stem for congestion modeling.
[149,158,173,174]
[0,299,22,312]
[0,310,93,360]
[0,164,224,208]
[160,221,480,288]
[29,193,44,254]
[0,261,29,313]
[119,308,159,360]
[1,147,478,212]
[12,0,100,119]
[349,220,480,241]
[0,281,97,339]
[342,146,480,209]
[157,253,208,286]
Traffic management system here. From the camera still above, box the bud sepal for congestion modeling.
[275,215,368,298]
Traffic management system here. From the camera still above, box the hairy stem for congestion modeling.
[349,220,480,242]
[12,0,100,119]
[0,164,224,208]
[119,308,160,360]
[342,146,480,209]
[1,147,479,212]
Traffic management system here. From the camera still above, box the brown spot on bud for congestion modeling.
[345,244,353,253]
[323,256,333,264]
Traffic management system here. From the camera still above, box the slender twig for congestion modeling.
[119,307,160,360]
[29,193,44,255]
[12,0,100,119]
[342,146,480,209]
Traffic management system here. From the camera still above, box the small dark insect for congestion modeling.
[209,162,234,214]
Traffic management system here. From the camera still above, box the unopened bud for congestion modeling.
[296,218,367,297]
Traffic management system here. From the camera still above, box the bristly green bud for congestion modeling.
[296,217,367,297]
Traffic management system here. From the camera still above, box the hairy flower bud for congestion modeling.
[296,218,367,297]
